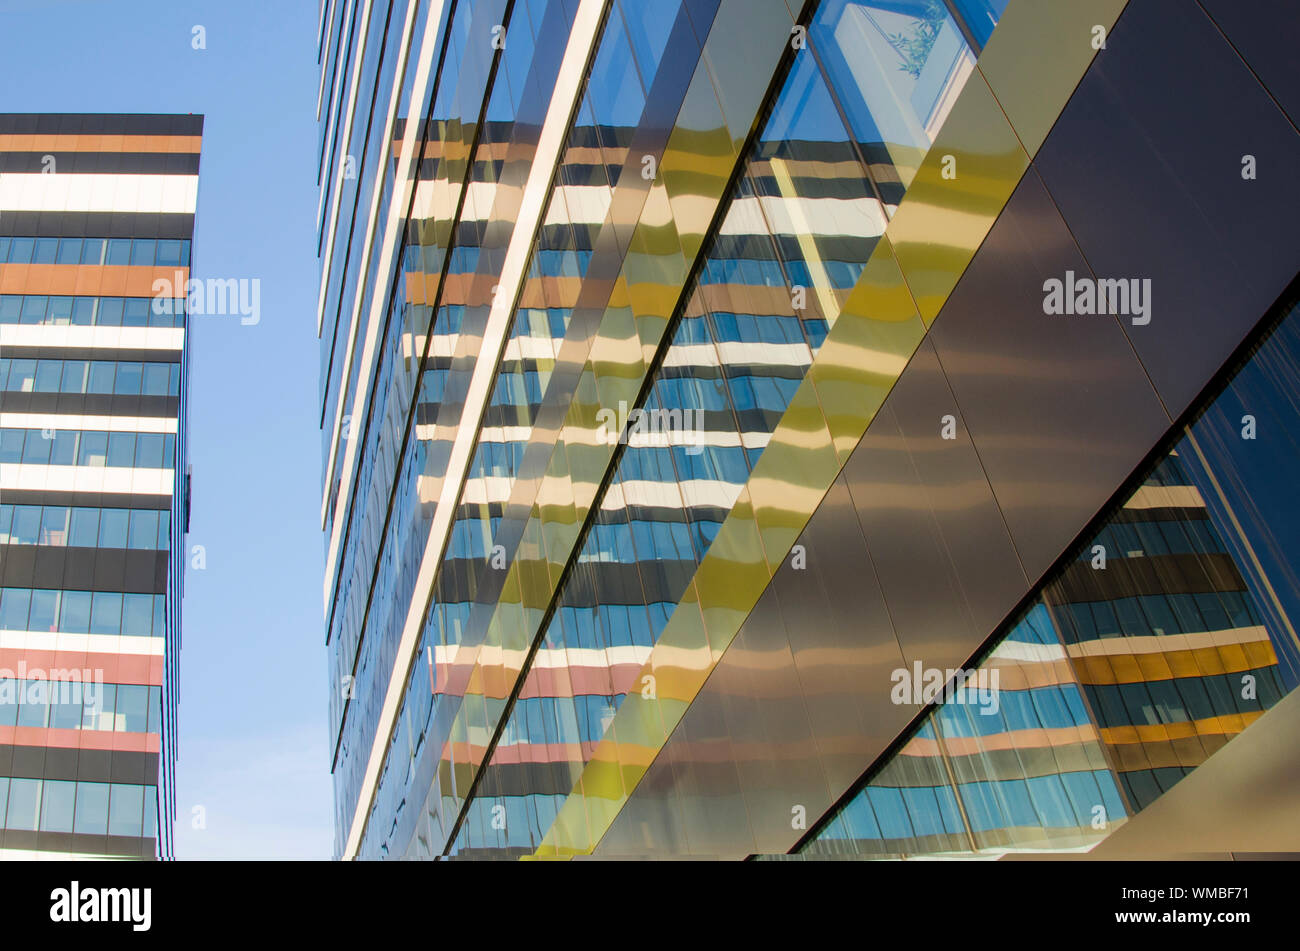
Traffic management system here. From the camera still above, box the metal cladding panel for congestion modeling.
[1033,0,1300,419]
[849,336,1029,666]
[1198,0,1300,129]
[774,475,913,796]
[927,167,1169,582]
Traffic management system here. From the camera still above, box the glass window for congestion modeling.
[79,431,108,466]
[9,238,34,263]
[9,359,35,391]
[74,782,110,835]
[84,683,116,732]
[108,783,144,837]
[28,589,59,632]
[98,297,124,325]
[106,432,135,467]
[5,778,41,831]
[69,508,99,547]
[87,361,116,394]
[128,509,158,549]
[0,429,21,463]
[80,238,106,265]
[157,240,182,267]
[106,239,131,266]
[0,683,15,726]
[121,595,153,638]
[89,592,122,635]
[61,360,88,393]
[17,679,49,727]
[21,430,52,465]
[71,298,95,325]
[123,299,150,327]
[142,364,170,397]
[39,779,77,833]
[129,239,156,267]
[135,433,163,468]
[98,509,129,548]
[39,506,69,545]
[34,238,58,264]
[59,590,91,634]
[0,588,30,629]
[49,430,79,466]
[116,684,149,732]
[56,238,82,265]
[116,363,143,395]
[10,506,40,544]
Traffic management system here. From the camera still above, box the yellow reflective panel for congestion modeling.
[978,0,1129,157]
[809,235,925,465]
[692,487,772,661]
[887,70,1030,326]
[664,69,739,265]
[589,299,645,413]
[748,380,840,574]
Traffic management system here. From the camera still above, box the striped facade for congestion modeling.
[0,114,200,860]
[320,0,1300,860]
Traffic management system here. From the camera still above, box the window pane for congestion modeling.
[69,508,99,547]
[89,592,122,635]
[59,590,91,634]
[106,239,131,266]
[116,684,149,732]
[99,509,128,547]
[56,239,82,265]
[17,679,49,726]
[128,510,158,549]
[121,595,153,637]
[6,778,41,831]
[39,780,77,833]
[106,432,135,467]
[108,783,144,837]
[74,782,110,835]
[80,238,106,265]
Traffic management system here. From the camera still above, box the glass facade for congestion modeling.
[322,0,1300,861]
[802,297,1300,858]
[0,112,199,859]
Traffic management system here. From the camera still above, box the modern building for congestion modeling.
[319,0,1300,860]
[0,113,200,859]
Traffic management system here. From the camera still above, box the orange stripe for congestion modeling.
[0,134,201,154]
[0,725,160,753]
[0,647,163,686]
[0,263,188,298]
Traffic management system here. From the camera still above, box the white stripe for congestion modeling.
[0,464,174,495]
[0,174,198,215]
[343,0,610,859]
[0,325,185,353]
[0,413,178,434]
[718,194,887,239]
[660,341,811,369]
[429,643,651,670]
[0,629,166,657]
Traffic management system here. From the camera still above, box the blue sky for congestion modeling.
[0,0,332,858]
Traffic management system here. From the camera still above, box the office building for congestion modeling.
[319,0,1300,859]
[0,113,200,859]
